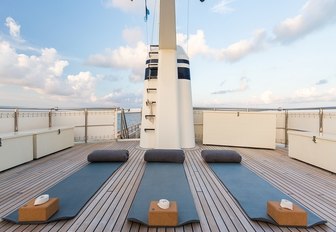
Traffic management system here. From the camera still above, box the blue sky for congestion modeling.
[0,0,335,109]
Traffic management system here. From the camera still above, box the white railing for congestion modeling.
[1,106,335,145]
[193,107,336,145]
[0,107,119,143]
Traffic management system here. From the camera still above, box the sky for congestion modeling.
[0,0,336,109]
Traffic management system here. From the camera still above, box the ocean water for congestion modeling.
[117,112,141,130]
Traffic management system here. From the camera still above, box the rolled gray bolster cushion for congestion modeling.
[87,149,129,162]
[144,149,185,163]
[201,150,242,163]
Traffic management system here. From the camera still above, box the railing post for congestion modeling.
[120,108,129,139]
[114,109,118,140]
[285,110,288,147]
[14,108,19,132]
[119,109,122,139]
[84,108,88,143]
[319,108,323,134]
[48,109,52,128]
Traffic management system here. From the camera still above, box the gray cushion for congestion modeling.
[144,149,185,163]
[87,149,129,162]
[201,150,242,163]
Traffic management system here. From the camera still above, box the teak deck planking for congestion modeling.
[0,141,335,232]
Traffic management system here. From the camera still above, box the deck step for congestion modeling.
[145,115,155,119]
[147,88,157,92]
[146,101,156,106]
[149,51,158,55]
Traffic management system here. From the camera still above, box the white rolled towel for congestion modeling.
[157,199,170,209]
[34,194,50,206]
[280,199,293,210]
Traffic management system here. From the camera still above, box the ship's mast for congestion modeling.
[139,0,204,149]
[154,0,180,148]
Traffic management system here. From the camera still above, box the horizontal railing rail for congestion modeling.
[193,106,336,112]
[0,107,120,143]
[2,106,335,145]
[117,123,141,139]
[193,106,336,146]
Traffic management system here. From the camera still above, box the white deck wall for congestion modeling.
[288,131,336,173]
[32,127,74,159]
[202,111,276,149]
[0,133,33,172]
[1,108,336,145]
[0,109,118,143]
[193,109,336,145]
[53,110,117,142]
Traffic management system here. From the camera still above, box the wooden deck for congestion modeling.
[0,141,335,232]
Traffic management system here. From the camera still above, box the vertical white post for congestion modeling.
[155,0,180,148]
[159,0,176,50]
[156,50,180,148]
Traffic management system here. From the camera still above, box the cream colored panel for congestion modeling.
[203,111,276,149]
[0,133,33,171]
[288,131,336,173]
[33,127,74,159]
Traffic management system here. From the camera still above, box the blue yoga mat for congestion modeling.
[4,162,124,224]
[127,163,199,226]
[208,163,327,227]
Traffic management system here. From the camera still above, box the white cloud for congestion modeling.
[67,72,97,102]
[289,86,336,105]
[181,1,335,63]
[0,18,143,108]
[183,0,336,64]
[219,29,267,62]
[86,41,147,82]
[177,30,211,58]
[0,41,69,91]
[294,86,317,98]
[316,79,328,85]
[273,0,336,43]
[212,77,249,94]
[0,39,102,103]
[177,29,267,62]
[0,40,17,68]
[258,86,336,106]
[122,27,143,46]
[101,88,143,107]
[260,90,274,104]
[197,84,336,108]
[103,0,143,13]
[211,0,235,14]
[5,17,22,40]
